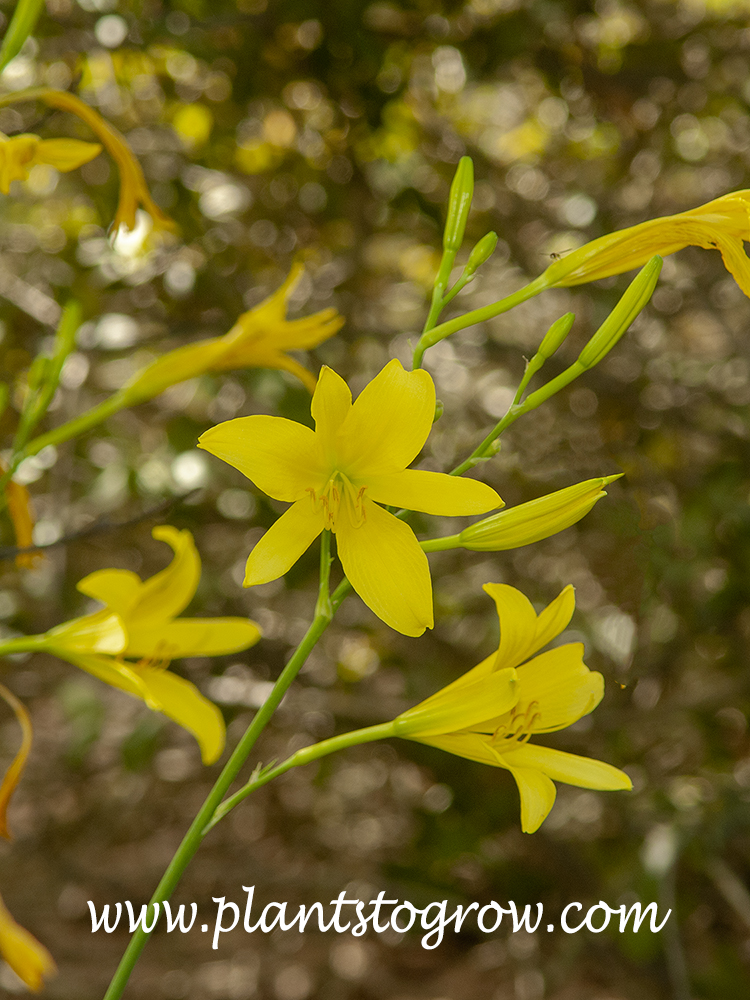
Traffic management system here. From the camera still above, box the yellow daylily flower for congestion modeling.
[0,683,32,840]
[119,264,343,403]
[0,890,56,992]
[0,88,173,231]
[30,526,260,764]
[199,359,502,636]
[539,189,750,296]
[0,133,102,193]
[393,584,631,832]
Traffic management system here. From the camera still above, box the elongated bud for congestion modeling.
[433,399,444,422]
[577,256,662,370]
[538,312,574,360]
[443,156,474,252]
[464,232,498,277]
[458,475,621,551]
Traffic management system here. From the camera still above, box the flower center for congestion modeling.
[489,700,541,753]
[308,471,367,531]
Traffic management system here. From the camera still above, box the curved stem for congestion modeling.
[206,721,395,832]
[102,573,351,1000]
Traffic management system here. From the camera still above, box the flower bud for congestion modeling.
[458,475,621,551]
[443,156,474,252]
[464,232,498,277]
[538,312,575,360]
[577,256,662,370]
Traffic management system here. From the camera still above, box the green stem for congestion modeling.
[412,275,548,369]
[420,534,461,553]
[102,575,351,1000]
[314,530,333,619]
[0,635,46,657]
[206,721,394,831]
[0,394,125,507]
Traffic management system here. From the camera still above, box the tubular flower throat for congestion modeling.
[393,583,632,833]
[0,891,55,993]
[40,526,261,764]
[0,133,101,193]
[539,189,750,297]
[120,264,343,403]
[199,359,502,636]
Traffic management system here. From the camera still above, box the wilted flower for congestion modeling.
[0,891,55,992]
[0,88,172,231]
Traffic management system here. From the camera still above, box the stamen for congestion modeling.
[489,700,541,751]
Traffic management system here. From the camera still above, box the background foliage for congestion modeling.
[2,0,750,997]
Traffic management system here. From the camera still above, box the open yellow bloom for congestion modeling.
[394,584,631,832]
[119,264,343,403]
[199,359,502,636]
[0,133,101,193]
[540,189,750,296]
[0,891,55,992]
[39,527,260,763]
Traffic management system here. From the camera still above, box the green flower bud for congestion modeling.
[538,312,575,360]
[577,256,662,370]
[443,156,474,252]
[465,232,498,277]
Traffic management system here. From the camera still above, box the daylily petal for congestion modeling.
[531,585,576,654]
[0,891,56,993]
[244,499,324,586]
[515,644,603,732]
[122,338,228,403]
[262,353,318,394]
[0,684,31,840]
[503,743,633,791]
[33,138,102,171]
[63,653,224,763]
[44,610,127,655]
[62,651,155,706]
[76,568,142,616]
[338,360,435,477]
[129,526,200,626]
[394,667,518,737]
[367,469,502,516]
[483,584,542,670]
[269,308,344,350]
[199,415,324,501]
[506,765,557,834]
[125,617,261,660]
[311,366,352,445]
[336,496,433,636]
[416,731,508,767]
[135,665,225,764]
[716,235,750,298]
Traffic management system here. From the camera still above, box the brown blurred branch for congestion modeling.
[0,489,202,562]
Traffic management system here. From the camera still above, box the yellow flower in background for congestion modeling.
[0,133,102,193]
[120,264,343,403]
[199,359,502,636]
[0,459,41,569]
[0,87,173,231]
[0,891,56,992]
[38,527,261,764]
[394,584,631,832]
[540,189,750,296]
